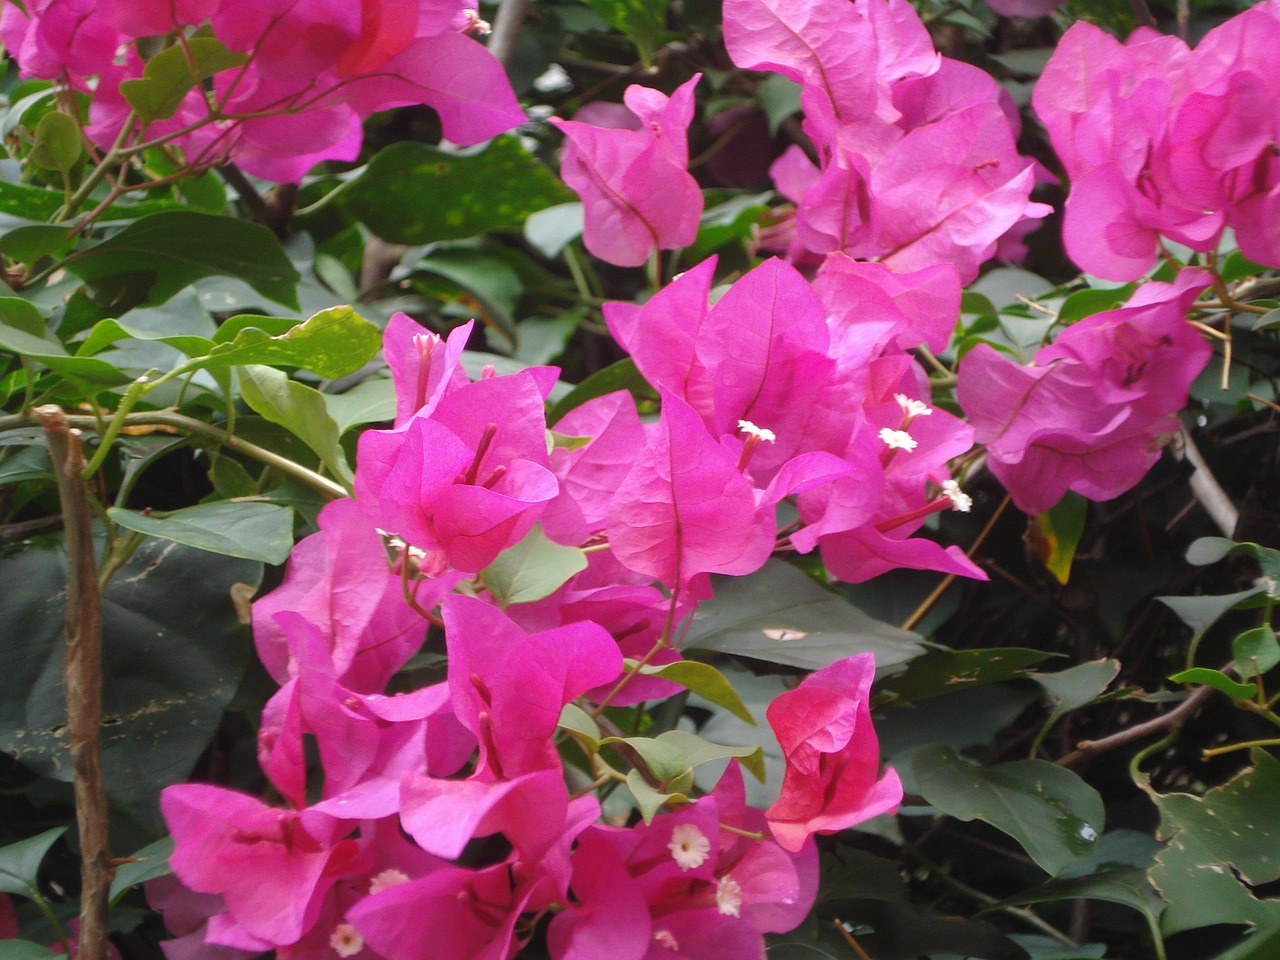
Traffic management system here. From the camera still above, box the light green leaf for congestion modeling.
[758,74,802,134]
[1168,667,1257,701]
[63,211,300,308]
[0,827,66,898]
[651,729,765,782]
[0,942,58,960]
[178,306,381,379]
[683,560,926,673]
[1028,492,1086,584]
[324,378,396,435]
[481,524,587,607]
[120,38,248,121]
[524,202,583,258]
[28,111,81,172]
[632,659,755,724]
[626,769,687,823]
[237,364,352,487]
[336,138,571,244]
[557,703,601,753]
[107,501,294,564]
[911,744,1105,876]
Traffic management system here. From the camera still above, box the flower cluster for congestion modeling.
[1,0,525,181]
[1036,6,1280,279]
[725,0,1051,282]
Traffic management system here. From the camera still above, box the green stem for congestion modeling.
[1201,737,1280,759]
[0,409,347,498]
[54,112,138,222]
[79,376,155,479]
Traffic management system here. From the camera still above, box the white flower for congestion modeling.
[654,929,680,951]
[368,868,411,894]
[878,427,917,451]
[716,875,744,917]
[668,822,711,870]
[894,393,933,418]
[329,923,364,958]
[942,479,972,513]
[738,420,777,443]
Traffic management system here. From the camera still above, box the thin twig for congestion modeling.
[488,0,532,68]
[900,495,1010,632]
[1170,428,1238,538]
[37,406,111,960]
[1057,685,1212,767]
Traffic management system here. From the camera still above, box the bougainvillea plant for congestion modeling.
[0,0,1278,959]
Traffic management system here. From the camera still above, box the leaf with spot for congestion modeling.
[1149,749,1280,935]
[0,536,259,842]
[335,137,571,244]
[911,744,1106,876]
[0,827,66,898]
[883,647,1057,703]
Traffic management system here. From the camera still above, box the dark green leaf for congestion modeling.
[1158,587,1268,635]
[0,827,66,897]
[0,224,75,266]
[109,835,174,904]
[1151,750,1280,934]
[1030,659,1121,715]
[1234,625,1280,678]
[237,364,352,487]
[337,138,571,245]
[1055,285,1135,324]
[911,744,1105,876]
[683,560,926,672]
[0,300,131,388]
[107,501,294,564]
[119,39,247,121]
[480,524,587,607]
[884,647,1057,703]
[78,317,214,360]
[580,0,667,62]
[28,111,81,172]
[0,536,259,841]
[63,212,300,308]
[548,358,650,424]
[324,378,395,435]
[999,867,1163,923]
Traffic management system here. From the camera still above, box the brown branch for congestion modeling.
[1057,685,1213,768]
[37,406,111,960]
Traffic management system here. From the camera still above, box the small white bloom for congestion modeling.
[737,420,777,443]
[463,9,492,34]
[941,479,972,513]
[653,929,680,951]
[716,875,744,917]
[878,427,917,451]
[894,393,933,418]
[533,63,573,93]
[668,822,711,871]
[329,922,364,958]
[368,868,411,894]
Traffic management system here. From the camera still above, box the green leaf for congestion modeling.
[62,211,300,309]
[28,111,81,172]
[1030,659,1121,715]
[0,224,76,265]
[557,703,601,753]
[0,943,58,960]
[237,364,353,487]
[547,358,651,424]
[1158,587,1268,635]
[178,306,381,379]
[1168,668,1257,701]
[911,744,1105,876]
[107,501,294,564]
[336,138,571,245]
[1055,285,1135,324]
[0,827,66,897]
[758,74,802,134]
[78,316,214,360]
[0,299,131,388]
[683,560,926,673]
[108,835,174,905]
[603,731,765,786]
[1027,492,1086,584]
[625,768,686,823]
[480,524,588,607]
[0,536,258,839]
[1186,536,1240,566]
[580,0,667,63]
[119,38,248,121]
[884,647,1057,703]
[1150,750,1280,934]
[1234,625,1280,678]
[524,202,583,258]
[631,659,755,724]
[999,867,1164,927]
[324,378,395,435]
